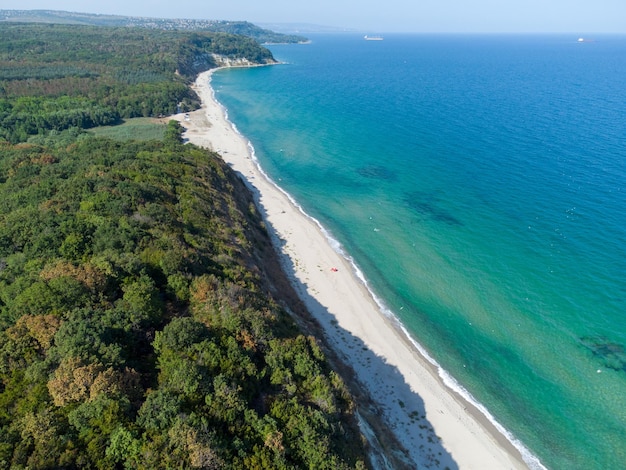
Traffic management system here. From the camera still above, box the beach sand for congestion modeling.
[175,69,533,470]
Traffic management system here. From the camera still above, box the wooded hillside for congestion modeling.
[0,24,369,469]
[0,23,275,143]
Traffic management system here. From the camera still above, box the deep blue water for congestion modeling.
[212,34,626,469]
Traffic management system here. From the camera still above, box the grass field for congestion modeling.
[89,117,168,141]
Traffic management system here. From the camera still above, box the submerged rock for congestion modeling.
[581,336,626,372]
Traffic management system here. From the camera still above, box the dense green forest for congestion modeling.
[0,23,275,143]
[0,24,369,469]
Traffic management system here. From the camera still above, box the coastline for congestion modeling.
[176,68,535,469]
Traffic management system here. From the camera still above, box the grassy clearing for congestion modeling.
[89,117,168,141]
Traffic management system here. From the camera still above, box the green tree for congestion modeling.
[164,119,184,146]
[117,274,164,329]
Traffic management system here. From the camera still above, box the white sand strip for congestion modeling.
[175,69,535,470]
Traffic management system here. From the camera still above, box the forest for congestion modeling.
[0,23,369,469]
[0,23,276,143]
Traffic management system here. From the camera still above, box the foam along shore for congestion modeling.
[175,68,537,469]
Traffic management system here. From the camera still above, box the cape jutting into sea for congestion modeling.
[211,33,626,469]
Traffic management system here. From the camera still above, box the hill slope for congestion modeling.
[0,24,369,469]
[0,23,275,143]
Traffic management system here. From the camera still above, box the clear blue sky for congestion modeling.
[6,0,626,33]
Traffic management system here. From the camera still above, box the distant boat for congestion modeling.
[364,35,383,41]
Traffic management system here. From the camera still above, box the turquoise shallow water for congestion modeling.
[212,34,626,469]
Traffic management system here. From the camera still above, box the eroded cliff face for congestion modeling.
[175,53,216,79]
[176,53,277,80]
[210,53,277,67]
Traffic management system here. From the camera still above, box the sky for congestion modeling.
[3,0,626,33]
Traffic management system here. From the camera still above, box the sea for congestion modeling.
[211,34,626,469]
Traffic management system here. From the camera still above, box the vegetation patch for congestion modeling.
[89,118,168,142]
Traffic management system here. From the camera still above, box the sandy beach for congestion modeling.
[175,68,533,469]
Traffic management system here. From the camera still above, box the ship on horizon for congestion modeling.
[364,35,384,41]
